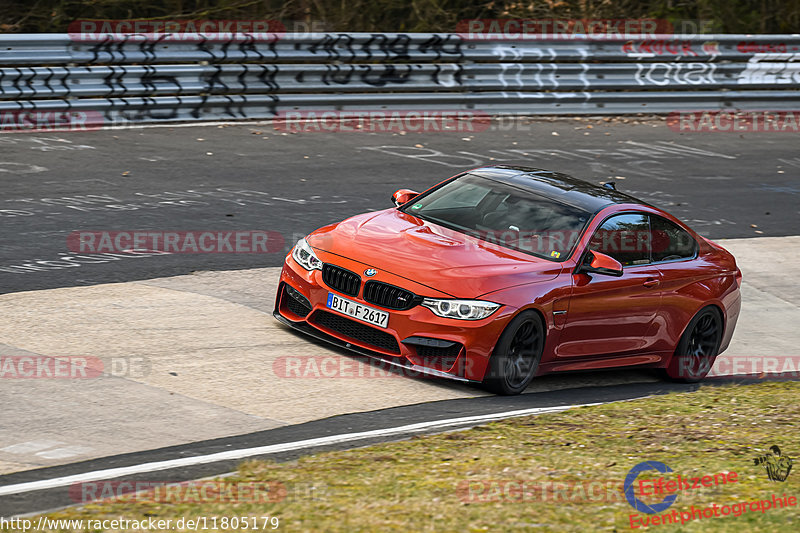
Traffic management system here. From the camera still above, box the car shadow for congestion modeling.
[274,321,792,399]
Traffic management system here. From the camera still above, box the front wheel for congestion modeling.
[483,311,544,395]
[665,307,723,382]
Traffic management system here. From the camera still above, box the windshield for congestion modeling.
[401,174,591,261]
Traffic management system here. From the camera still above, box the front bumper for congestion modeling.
[273,251,515,382]
[273,309,475,382]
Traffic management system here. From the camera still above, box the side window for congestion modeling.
[651,215,697,262]
[588,213,651,266]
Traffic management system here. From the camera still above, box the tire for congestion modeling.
[664,306,723,382]
[483,310,544,395]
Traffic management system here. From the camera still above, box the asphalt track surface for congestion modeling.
[1,117,799,294]
[1,119,799,517]
[0,379,766,518]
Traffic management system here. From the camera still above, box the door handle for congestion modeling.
[643,278,660,288]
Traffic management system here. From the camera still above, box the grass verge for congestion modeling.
[8,381,800,532]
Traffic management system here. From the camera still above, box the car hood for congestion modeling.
[307,209,562,299]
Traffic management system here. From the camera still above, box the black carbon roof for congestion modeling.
[469,165,650,213]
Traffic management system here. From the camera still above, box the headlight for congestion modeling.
[421,298,500,320]
[292,238,322,271]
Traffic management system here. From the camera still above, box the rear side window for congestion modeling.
[588,213,651,266]
[651,215,697,262]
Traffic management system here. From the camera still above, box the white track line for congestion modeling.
[0,402,602,497]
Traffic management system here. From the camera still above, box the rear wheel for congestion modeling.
[665,307,723,382]
[483,311,544,395]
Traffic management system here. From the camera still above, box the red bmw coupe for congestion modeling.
[274,166,741,394]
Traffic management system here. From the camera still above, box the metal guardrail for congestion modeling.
[0,32,799,123]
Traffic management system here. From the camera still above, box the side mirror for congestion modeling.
[578,250,623,277]
[392,189,420,207]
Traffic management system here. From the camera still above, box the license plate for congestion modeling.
[326,293,389,328]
